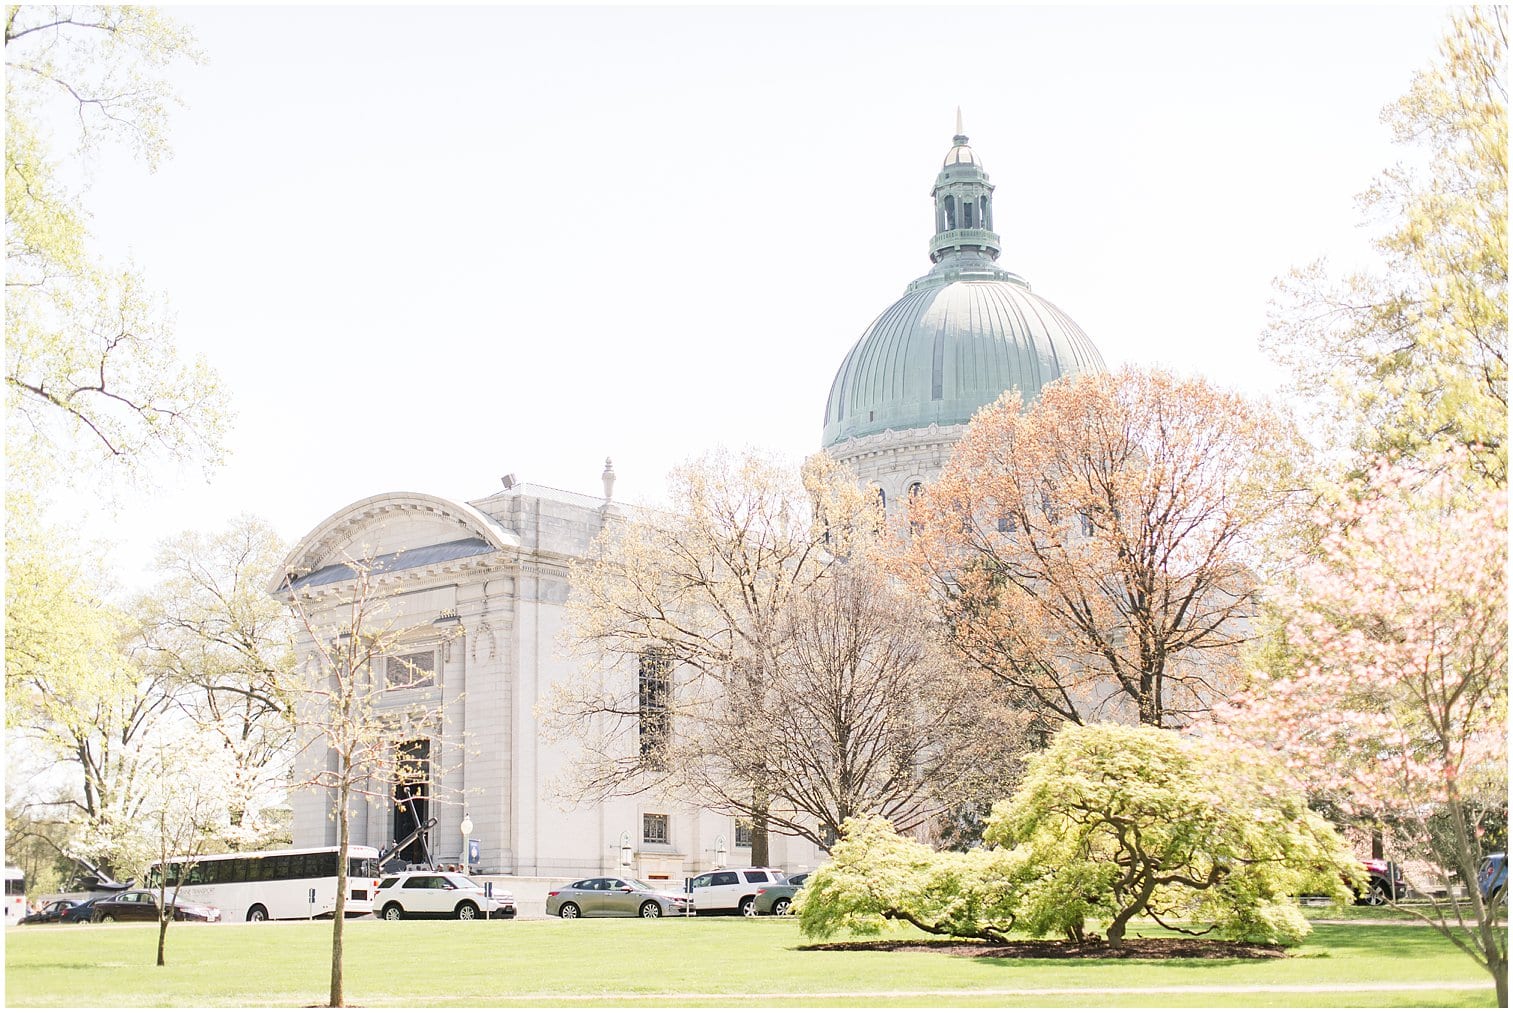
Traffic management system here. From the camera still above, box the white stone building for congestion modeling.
[276,123,1106,883]
[273,478,828,882]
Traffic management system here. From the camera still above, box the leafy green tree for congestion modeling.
[987,724,1356,946]
[5,6,233,899]
[133,516,296,848]
[798,726,1355,948]
[5,6,227,476]
[1266,7,1506,487]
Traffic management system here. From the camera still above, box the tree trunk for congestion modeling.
[1137,674,1162,727]
[1106,873,1157,946]
[329,770,349,1008]
[750,789,770,867]
[156,915,169,967]
[1445,785,1507,1007]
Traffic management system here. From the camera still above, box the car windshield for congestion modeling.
[450,875,483,890]
[623,879,659,892]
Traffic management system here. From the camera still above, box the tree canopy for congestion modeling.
[5,5,227,476]
[899,368,1302,728]
[1265,7,1506,487]
[1217,451,1508,1002]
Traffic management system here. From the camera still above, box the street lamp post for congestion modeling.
[459,812,473,873]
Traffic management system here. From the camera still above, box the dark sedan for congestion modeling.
[19,900,77,925]
[60,898,104,923]
[90,890,220,923]
[753,872,810,916]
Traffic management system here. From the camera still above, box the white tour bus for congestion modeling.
[4,867,24,924]
[146,846,381,923]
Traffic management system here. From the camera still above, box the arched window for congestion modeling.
[943,196,956,230]
[907,482,924,534]
[876,487,887,511]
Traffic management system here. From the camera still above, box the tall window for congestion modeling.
[639,648,672,765]
[385,649,436,690]
[735,818,753,849]
[643,812,669,845]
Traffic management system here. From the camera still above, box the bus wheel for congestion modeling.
[383,904,403,921]
[247,905,268,923]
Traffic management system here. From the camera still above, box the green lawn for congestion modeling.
[4,917,1496,1007]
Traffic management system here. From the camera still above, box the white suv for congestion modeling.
[374,871,516,920]
[687,868,784,917]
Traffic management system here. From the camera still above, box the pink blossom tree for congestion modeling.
[1217,453,1507,1004]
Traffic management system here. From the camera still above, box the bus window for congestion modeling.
[4,867,26,925]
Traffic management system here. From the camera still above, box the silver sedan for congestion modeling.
[546,876,694,918]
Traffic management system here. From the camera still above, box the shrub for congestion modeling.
[795,816,1027,943]
[986,723,1357,945]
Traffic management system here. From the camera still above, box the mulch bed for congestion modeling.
[799,937,1287,960]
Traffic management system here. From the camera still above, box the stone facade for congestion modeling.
[825,422,968,511]
[276,480,827,883]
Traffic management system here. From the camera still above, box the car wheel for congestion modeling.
[558,902,581,919]
[456,901,479,921]
[99,914,115,923]
[739,896,757,917]
[382,904,404,921]
[246,905,269,923]
[639,900,662,919]
[772,897,792,916]
[1363,880,1389,906]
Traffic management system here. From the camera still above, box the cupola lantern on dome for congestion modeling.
[821,118,1106,502]
[931,109,999,264]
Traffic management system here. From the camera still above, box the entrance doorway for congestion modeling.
[392,739,431,865]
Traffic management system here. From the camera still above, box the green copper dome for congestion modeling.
[822,127,1106,448]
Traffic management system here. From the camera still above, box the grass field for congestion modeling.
[4,916,1496,1007]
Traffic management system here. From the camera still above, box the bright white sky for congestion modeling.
[62,3,1449,590]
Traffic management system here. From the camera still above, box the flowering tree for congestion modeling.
[900,368,1302,728]
[1218,455,1507,1003]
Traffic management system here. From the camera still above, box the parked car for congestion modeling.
[59,897,105,924]
[753,872,810,916]
[1478,853,1506,904]
[687,867,784,916]
[91,890,220,923]
[373,871,515,921]
[19,900,77,925]
[546,877,693,919]
[1355,859,1408,906]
